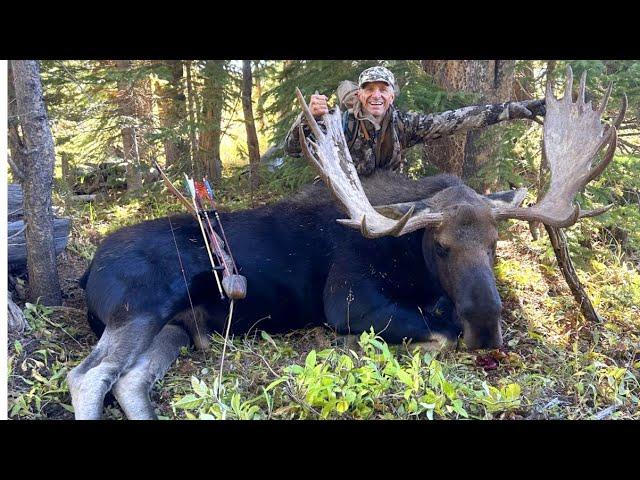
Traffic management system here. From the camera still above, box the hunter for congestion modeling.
[284,66,546,176]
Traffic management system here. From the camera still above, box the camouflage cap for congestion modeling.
[358,66,396,89]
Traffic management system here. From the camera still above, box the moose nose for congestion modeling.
[457,299,502,324]
[456,266,502,322]
[463,325,503,350]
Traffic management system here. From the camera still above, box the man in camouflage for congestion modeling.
[284,66,546,176]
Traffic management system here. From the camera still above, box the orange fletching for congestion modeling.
[194,181,211,205]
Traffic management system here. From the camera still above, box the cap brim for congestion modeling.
[359,79,392,88]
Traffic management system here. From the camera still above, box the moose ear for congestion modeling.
[374,199,433,220]
[484,187,528,209]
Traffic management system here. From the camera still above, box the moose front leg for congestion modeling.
[323,278,460,348]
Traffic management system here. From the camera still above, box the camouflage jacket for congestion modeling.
[284,80,544,176]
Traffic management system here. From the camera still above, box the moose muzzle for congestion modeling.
[455,265,503,350]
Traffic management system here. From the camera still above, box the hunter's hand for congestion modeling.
[309,94,329,118]
[510,99,546,120]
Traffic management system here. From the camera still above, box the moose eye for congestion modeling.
[435,242,449,258]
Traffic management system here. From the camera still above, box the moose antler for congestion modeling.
[494,66,627,227]
[295,88,443,238]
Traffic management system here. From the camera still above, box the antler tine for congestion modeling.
[494,68,626,228]
[295,87,325,141]
[545,75,555,101]
[578,70,587,106]
[614,93,628,128]
[294,86,440,238]
[563,65,574,104]
[336,204,416,239]
[598,82,613,115]
[579,204,614,219]
[298,126,325,174]
[585,93,626,184]
[585,126,617,184]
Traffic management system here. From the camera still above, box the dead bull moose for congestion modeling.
[69,68,625,419]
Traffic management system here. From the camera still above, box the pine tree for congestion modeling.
[115,59,143,191]
[155,60,190,170]
[198,60,230,181]
[242,60,261,192]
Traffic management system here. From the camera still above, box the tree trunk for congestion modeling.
[134,63,156,181]
[60,151,73,210]
[115,59,143,192]
[156,60,189,170]
[7,61,26,183]
[254,60,266,131]
[421,60,515,187]
[242,60,261,193]
[198,61,226,181]
[185,60,199,176]
[10,60,62,305]
[61,152,73,188]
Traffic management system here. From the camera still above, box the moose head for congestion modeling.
[295,66,626,349]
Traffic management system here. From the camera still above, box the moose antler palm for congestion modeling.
[295,66,626,235]
[494,66,627,226]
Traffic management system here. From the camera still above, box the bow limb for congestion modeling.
[153,161,197,216]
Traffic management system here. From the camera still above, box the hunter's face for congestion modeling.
[358,81,395,119]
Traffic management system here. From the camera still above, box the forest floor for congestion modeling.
[7,173,640,420]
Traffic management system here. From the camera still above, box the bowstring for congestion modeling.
[204,195,236,402]
[167,212,208,365]
[217,298,234,400]
[168,174,238,404]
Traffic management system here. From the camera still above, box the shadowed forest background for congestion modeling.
[7,59,640,420]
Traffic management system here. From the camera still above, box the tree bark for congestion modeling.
[254,60,266,131]
[61,151,73,188]
[185,60,199,176]
[242,60,261,193]
[115,59,143,192]
[7,61,26,183]
[10,60,62,305]
[198,60,226,181]
[156,60,189,170]
[421,60,515,187]
[134,63,156,181]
